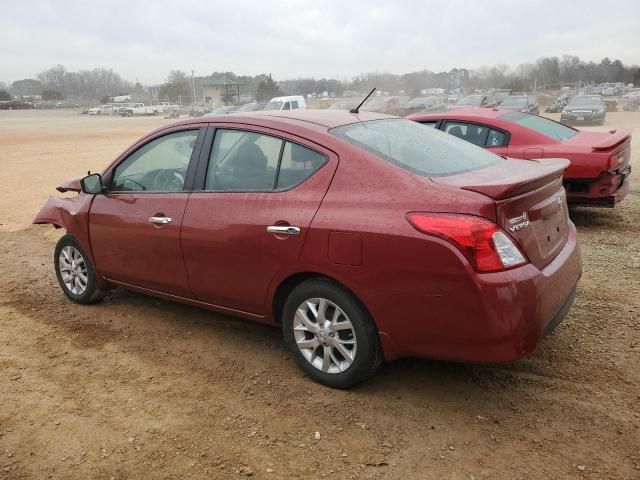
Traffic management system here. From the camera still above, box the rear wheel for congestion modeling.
[54,234,105,304]
[282,279,382,388]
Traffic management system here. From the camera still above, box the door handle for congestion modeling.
[149,216,172,225]
[267,225,300,235]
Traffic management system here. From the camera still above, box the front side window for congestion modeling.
[112,130,199,192]
[331,119,502,177]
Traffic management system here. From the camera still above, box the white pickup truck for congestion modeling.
[120,103,165,117]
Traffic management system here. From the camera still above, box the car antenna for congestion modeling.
[350,88,376,114]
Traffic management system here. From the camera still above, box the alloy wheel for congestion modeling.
[293,298,357,374]
[58,246,88,295]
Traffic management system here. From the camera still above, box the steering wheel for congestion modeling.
[154,170,185,191]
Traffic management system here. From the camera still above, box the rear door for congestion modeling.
[180,126,338,316]
[89,128,204,296]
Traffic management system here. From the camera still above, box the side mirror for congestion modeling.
[80,173,103,194]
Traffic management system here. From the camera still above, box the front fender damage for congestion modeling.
[33,194,99,276]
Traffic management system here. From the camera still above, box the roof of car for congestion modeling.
[167,108,393,130]
[410,107,512,121]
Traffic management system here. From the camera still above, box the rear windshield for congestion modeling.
[500,112,577,141]
[330,118,503,177]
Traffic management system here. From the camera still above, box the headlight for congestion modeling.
[597,108,605,114]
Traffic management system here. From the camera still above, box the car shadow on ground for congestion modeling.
[96,287,551,399]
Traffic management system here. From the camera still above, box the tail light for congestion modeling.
[406,213,528,272]
[608,152,621,171]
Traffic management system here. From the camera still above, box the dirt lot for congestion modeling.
[1,109,639,480]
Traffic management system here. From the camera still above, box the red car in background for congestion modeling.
[408,108,631,207]
[34,110,581,388]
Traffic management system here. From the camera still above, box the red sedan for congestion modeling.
[34,110,581,388]
[408,108,632,207]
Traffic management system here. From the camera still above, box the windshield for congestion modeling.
[456,95,482,106]
[500,111,577,141]
[330,118,502,177]
[501,97,527,106]
[568,96,603,107]
[263,101,283,111]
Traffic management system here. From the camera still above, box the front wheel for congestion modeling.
[282,278,382,388]
[54,234,105,304]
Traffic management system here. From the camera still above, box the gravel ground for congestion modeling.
[0,109,639,479]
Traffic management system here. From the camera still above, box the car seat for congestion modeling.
[448,125,464,139]
[230,142,268,189]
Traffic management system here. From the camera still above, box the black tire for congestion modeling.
[281,278,382,388]
[54,234,105,304]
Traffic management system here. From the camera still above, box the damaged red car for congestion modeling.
[35,110,582,387]
[409,108,632,207]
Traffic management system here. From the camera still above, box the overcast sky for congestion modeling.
[2,0,639,84]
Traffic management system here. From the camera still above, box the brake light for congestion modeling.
[406,213,528,272]
[608,152,621,171]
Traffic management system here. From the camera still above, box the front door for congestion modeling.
[181,127,337,316]
[89,129,202,297]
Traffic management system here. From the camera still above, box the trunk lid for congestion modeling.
[434,158,571,269]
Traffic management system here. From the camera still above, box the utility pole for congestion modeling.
[192,70,196,106]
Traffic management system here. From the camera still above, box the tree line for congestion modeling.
[3,55,639,104]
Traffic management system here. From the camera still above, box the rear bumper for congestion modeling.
[382,223,582,363]
[565,167,631,207]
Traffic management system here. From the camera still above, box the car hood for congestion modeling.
[564,105,601,111]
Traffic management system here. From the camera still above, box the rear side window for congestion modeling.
[500,112,577,141]
[277,142,326,189]
[487,129,507,147]
[331,119,502,177]
[291,100,299,109]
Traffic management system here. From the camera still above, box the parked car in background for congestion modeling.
[111,103,131,115]
[120,103,165,117]
[0,100,32,110]
[361,96,406,115]
[329,101,358,111]
[203,106,239,117]
[264,95,306,111]
[560,95,606,125]
[398,97,447,116]
[451,94,498,109]
[189,106,211,117]
[88,105,114,116]
[34,109,581,388]
[236,102,267,112]
[499,95,539,115]
[409,107,631,207]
